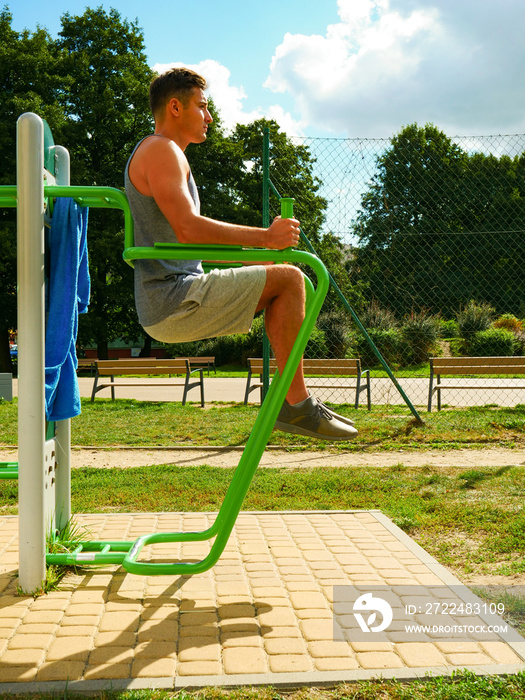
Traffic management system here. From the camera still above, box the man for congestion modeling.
[125,67,356,440]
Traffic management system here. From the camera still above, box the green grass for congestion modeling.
[1,398,524,449]
[1,463,524,577]
[2,399,524,699]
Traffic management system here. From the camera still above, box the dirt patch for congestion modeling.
[2,446,525,469]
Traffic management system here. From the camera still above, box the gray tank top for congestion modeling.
[124,137,204,327]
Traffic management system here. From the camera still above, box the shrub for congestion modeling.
[456,300,495,338]
[438,318,460,339]
[401,310,442,365]
[353,327,408,368]
[493,314,523,333]
[316,311,352,358]
[467,328,516,357]
[360,300,398,330]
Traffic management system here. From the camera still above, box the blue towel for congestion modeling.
[45,197,90,421]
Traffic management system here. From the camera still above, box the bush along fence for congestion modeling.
[170,123,525,411]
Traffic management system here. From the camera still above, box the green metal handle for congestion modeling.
[280,197,295,219]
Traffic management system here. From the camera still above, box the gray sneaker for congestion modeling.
[317,401,355,426]
[275,396,358,441]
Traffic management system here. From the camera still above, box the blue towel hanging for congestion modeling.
[45,197,90,421]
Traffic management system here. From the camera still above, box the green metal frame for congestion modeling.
[0,183,133,480]
[44,194,330,574]
[261,128,423,424]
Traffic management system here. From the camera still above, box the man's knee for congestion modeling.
[257,264,305,311]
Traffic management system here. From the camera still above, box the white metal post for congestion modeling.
[53,144,72,532]
[17,112,47,591]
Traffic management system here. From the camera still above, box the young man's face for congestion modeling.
[180,88,213,144]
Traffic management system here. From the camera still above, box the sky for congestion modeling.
[8,0,525,139]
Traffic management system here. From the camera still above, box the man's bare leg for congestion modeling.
[255,264,358,440]
[255,264,308,405]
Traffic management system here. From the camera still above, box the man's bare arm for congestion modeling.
[142,137,300,250]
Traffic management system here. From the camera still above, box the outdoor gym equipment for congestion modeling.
[1,113,329,589]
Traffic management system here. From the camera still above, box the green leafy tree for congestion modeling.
[0,8,66,371]
[55,7,154,357]
[352,123,525,317]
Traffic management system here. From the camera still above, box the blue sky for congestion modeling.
[8,0,525,138]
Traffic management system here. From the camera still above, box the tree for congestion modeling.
[0,8,67,371]
[351,123,525,317]
[55,7,154,357]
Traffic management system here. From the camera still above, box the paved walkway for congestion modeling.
[8,376,525,408]
[0,510,524,693]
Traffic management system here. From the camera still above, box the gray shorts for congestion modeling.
[144,265,267,342]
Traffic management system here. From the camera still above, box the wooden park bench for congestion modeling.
[428,356,525,411]
[90,358,206,406]
[244,357,371,409]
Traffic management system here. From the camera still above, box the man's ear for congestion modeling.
[168,97,183,117]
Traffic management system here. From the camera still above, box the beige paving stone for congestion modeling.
[132,656,177,677]
[216,582,250,597]
[300,619,334,641]
[308,640,355,658]
[265,637,308,655]
[250,586,288,599]
[137,619,179,641]
[314,656,360,671]
[54,625,98,638]
[268,654,312,673]
[15,622,58,635]
[143,605,180,621]
[356,651,405,669]
[30,597,70,611]
[258,607,297,627]
[396,642,448,667]
[7,633,51,650]
[221,632,263,648]
[0,665,38,682]
[89,645,134,665]
[219,617,260,633]
[0,648,45,666]
[178,637,221,662]
[480,641,523,664]
[179,611,217,626]
[84,663,132,680]
[219,603,255,619]
[65,603,105,617]
[98,611,139,632]
[289,592,329,610]
[1,605,29,619]
[36,661,86,681]
[0,621,19,635]
[284,581,321,592]
[177,660,222,676]
[295,608,332,620]
[350,641,394,652]
[58,615,101,628]
[46,636,93,662]
[435,641,481,654]
[446,652,494,666]
[94,630,137,647]
[70,589,107,604]
[223,646,267,674]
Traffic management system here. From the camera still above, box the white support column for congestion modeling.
[53,144,72,532]
[17,113,46,591]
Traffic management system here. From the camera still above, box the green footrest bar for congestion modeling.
[0,462,18,479]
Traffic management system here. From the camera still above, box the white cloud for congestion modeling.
[152,59,303,135]
[264,0,525,137]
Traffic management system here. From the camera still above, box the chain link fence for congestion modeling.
[266,129,525,411]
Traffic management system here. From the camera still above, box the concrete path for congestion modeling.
[0,510,523,693]
[7,376,525,408]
